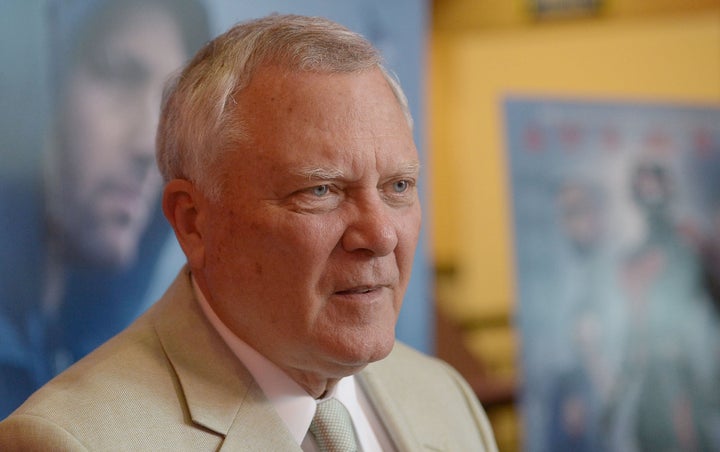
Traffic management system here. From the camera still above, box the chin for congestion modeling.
[333,328,396,370]
[75,235,139,270]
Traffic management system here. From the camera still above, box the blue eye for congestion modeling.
[312,185,330,196]
[392,180,409,193]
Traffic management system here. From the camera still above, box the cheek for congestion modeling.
[269,213,343,257]
[397,208,422,274]
[59,118,109,197]
[208,213,246,267]
[399,205,422,248]
[205,203,346,290]
[65,74,129,158]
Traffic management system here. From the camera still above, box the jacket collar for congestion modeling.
[152,267,300,450]
[359,348,446,452]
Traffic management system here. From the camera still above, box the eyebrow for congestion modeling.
[398,161,422,175]
[294,167,345,181]
[293,162,421,181]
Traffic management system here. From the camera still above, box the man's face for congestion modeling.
[632,163,672,212]
[53,5,185,268]
[197,67,422,380]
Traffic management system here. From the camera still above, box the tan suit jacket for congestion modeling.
[0,268,497,451]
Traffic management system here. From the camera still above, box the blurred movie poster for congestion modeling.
[505,98,720,452]
[0,0,429,418]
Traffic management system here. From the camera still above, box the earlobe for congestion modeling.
[162,179,206,270]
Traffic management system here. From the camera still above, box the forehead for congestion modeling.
[233,66,417,170]
[95,5,185,67]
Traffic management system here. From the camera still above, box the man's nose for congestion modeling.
[341,196,398,257]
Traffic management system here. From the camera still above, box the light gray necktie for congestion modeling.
[309,398,359,452]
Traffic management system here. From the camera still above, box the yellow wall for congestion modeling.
[431,8,720,320]
[430,3,720,450]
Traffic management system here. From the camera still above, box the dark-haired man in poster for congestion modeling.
[0,0,209,418]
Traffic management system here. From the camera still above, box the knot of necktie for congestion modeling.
[309,398,359,452]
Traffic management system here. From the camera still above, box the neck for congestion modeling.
[285,369,341,399]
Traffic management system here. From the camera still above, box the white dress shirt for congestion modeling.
[192,276,395,451]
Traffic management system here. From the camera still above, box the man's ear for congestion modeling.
[162,179,207,270]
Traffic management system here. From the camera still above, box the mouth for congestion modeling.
[334,284,392,298]
[93,181,156,228]
[336,286,378,295]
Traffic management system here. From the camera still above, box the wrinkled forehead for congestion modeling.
[213,68,417,186]
[238,67,412,146]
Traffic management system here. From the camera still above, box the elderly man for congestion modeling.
[0,14,497,451]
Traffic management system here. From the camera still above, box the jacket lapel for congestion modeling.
[219,381,300,451]
[358,348,446,452]
[152,268,300,451]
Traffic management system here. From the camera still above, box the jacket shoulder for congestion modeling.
[0,273,227,450]
[0,413,89,451]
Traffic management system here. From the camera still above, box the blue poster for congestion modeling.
[0,0,429,419]
[505,98,720,451]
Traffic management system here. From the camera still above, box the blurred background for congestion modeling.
[431,1,720,451]
[1,0,720,450]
